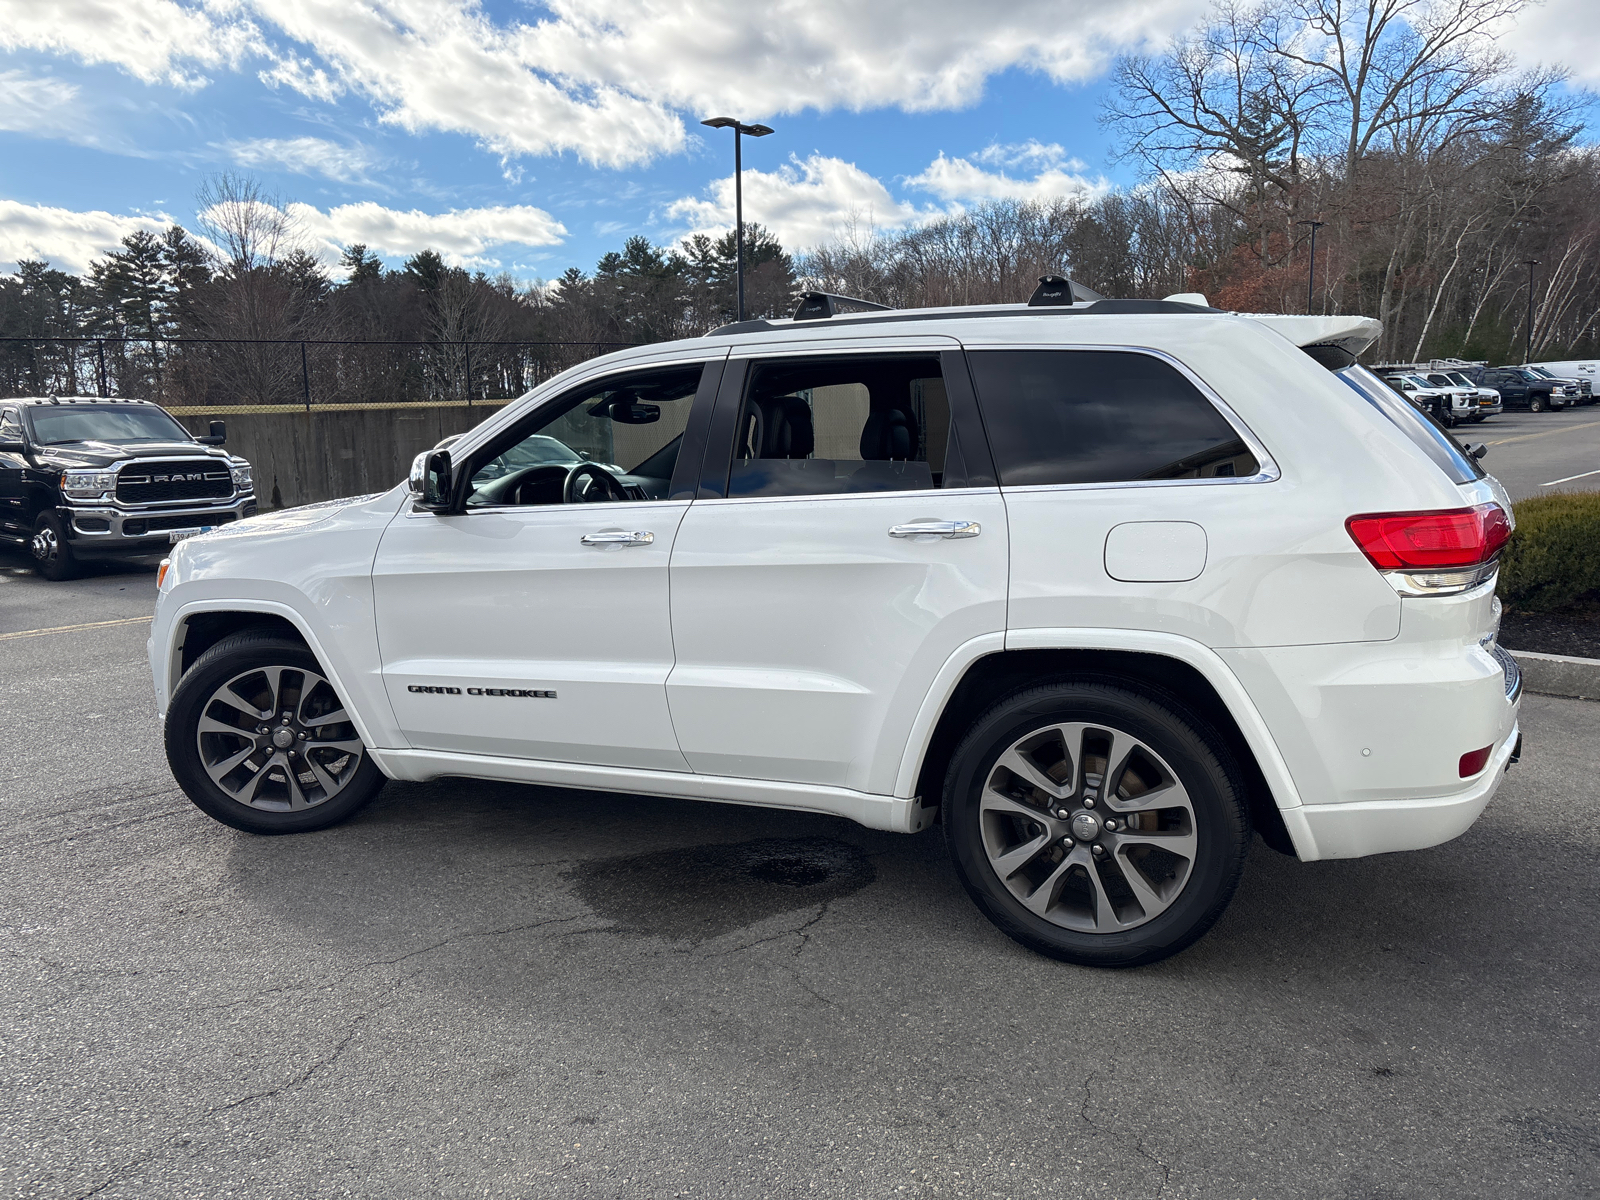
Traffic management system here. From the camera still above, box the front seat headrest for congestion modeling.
[746,394,814,459]
[860,403,917,460]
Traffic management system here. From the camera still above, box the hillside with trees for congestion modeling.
[2,0,1597,407]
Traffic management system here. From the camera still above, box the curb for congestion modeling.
[1509,649,1600,701]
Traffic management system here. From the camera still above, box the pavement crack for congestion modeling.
[209,1009,375,1116]
[1135,1139,1172,1197]
[1080,1070,1098,1127]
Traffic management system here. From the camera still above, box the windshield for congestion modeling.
[25,405,190,446]
[1336,365,1484,485]
[1528,368,1555,379]
[1448,373,1476,387]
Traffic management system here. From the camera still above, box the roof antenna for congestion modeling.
[1027,276,1104,306]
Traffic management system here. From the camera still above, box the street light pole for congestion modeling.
[1296,220,1325,313]
[701,117,774,322]
[1523,259,1540,364]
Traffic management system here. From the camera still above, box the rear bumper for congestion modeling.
[1284,725,1519,859]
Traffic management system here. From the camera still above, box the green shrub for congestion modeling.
[1497,491,1600,612]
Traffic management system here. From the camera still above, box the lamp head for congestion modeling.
[744,124,775,137]
[701,117,738,130]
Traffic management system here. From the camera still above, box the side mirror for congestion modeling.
[201,420,228,447]
[1468,443,1488,462]
[0,438,24,454]
[409,449,454,511]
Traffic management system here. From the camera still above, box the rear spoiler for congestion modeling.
[1242,314,1382,360]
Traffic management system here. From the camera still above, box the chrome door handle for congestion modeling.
[887,520,980,539]
[580,530,654,546]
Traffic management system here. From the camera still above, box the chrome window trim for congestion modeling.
[961,341,1281,490]
[689,485,1001,508]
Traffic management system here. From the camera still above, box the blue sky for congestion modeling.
[2,0,1596,282]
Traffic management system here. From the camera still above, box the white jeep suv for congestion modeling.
[149,287,1522,967]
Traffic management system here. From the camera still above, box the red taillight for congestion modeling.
[1459,744,1493,777]
[1345,503,1510,571]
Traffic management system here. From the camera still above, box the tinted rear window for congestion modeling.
[1335,365,1483,484]
[965,350,1258,487]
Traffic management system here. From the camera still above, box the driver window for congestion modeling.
[467,365,702,508]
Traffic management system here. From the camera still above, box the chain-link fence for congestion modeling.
[0,336,639,412]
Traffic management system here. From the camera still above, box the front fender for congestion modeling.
[149,489,406,750]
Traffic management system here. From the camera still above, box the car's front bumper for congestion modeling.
[63,495,258,555]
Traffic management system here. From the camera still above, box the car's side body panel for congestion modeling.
[372,499,692,770]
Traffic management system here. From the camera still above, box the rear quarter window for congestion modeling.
[965,349,1258,487]
[1335,365,1483,484]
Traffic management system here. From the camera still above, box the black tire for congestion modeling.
[165,630,385,834]
[1529,396,1545,413]
[942,680,1250,968]
[31,512,79,581]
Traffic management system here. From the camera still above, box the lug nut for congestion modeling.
[1104,819,1119,832]
[1061,837,1075,850]
[287,750,296,759]
[1083,796,1095,809]
[298,731,308,740]
[1092,844,1106,857]
[1053,808,1070,820]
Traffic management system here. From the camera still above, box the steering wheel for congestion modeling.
[563,461,629,504]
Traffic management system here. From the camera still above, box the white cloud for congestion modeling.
[251,0,685,168]
[0,200,170,274]
[906,151,1112,206]
[283,200,568,268]
[1500,0,1600,84]
[0,71,85,140]
[220,136,384,183]
[0,0,260,89]
[4,0,1209,166]
[519,0,1208,116]
[666,154,923,251]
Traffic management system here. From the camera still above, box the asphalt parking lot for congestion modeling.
[2,524,1600,1199]
[1471,404,1600,500]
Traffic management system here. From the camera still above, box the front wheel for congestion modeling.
[165,630,386,834]
[31,512,79,580]
[1529,396,1546,413]
[942,681,1250,968]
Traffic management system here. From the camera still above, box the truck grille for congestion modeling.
[116,460,233,504]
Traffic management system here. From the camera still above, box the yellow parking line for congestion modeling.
[0,615,152,641]
[1482,418,1600,447]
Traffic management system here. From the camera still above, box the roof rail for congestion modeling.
[792,291,893,321]
[1027,275,1104,306]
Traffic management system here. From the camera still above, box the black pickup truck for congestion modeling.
[0,396,256,580]
[1469,367,1565,412]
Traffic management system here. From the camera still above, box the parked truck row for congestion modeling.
[1374,357,1597,425]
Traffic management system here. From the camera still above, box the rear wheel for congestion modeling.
[30,512,79,581]
[165,631,385,834]
[942,680,1250,968]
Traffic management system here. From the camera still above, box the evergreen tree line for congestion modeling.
[0,174,798,407]
[3,0,1598,408]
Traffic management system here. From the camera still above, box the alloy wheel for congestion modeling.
[979,722,1199,933]
[31,524,59,564]
[195,665,365,811]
